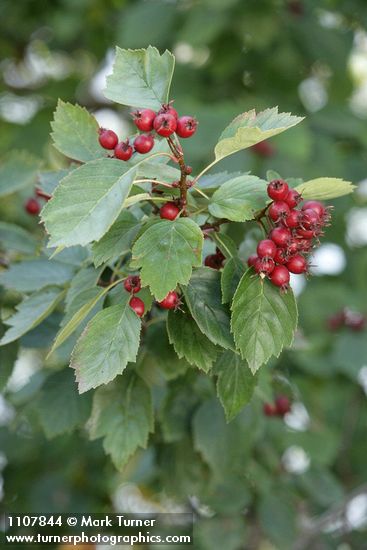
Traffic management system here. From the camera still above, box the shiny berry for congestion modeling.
[296,227,318,239]
[270,227,291,248]
[255,257,275,275]
[275,395,291,416]
[286,254,308,274]
[302,200,325,218]
[263,403,277,417]
[158,291,180,310]
[132,109,156,132]
[158,102,178,119]
[114,140,133,161]
[129,296,145,317]
[285,189,302,208]
[133,134,154,154]
[176,116,198,138]
[204,254,223,270]
[270,265,290,289]
[25,198,41,215]
[274,248,288,265]
[247,254,258,268]
[287,241,299,256]
[153,113,177,137]
[267,179,289,201]
[268,201,290,222]
[283,209,301,229]
[257,239,277,259]
[160,202,180,220]
[124,276,141,294]
[98,128,118,149]
[301,208,321,230]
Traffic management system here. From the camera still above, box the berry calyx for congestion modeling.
[285,188,302,208]
[274,248,288,265]
[124,276,141,294]
[275,395,291,416]
[267,179,289,201]
[176,116,198,138]
[114,140,133,161]
[270,227,291,248]
[131,109,156,132]
[247,254,258,268]
[129,296,145,317]
[257,239,277,259]
[158,291,180,310]
[153,113,177,137]
[160,202,180,220]
[263,403,277,417]
[283,209,301,229]
[98,128,118,150]
[301,208,321,230]
[268,201,291,222]
[158,102,178,119]
[133,134,155,154]
[25,198,41,216]
[286,254,308,274]
[270,265,290,289]
[255,257,275,275]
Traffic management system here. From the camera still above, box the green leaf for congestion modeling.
[215,108,304,161]
[137,160,180,182]
[89,372,154,471]
[221,257,246,304]
[0,321,18,391]
[231,270,298,373]
[0,222,37,255]
[0,288,64,346]
[159,377,200,442]
[197,171,242,191]
[258,491,296,549]
[131,218,203,301]
[34,369,92,439]
[41,158,139,248]
[209,175,268,221]
[0,151,41,197]
[0,259,75,292]
[183,267,235,350]
[104,46,175,110]
[215,350,257,421]
[38,167,75,195]
[92,211,141,267]
[51,100,105,163]
[71,293,142,393]
[212,232,238,259]
[295,177,355,200]
[167,309,218,372]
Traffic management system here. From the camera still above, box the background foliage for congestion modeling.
[1,1,367,549]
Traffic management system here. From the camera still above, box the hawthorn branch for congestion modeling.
[167,136,188,216]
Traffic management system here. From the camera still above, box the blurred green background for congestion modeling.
[1,1,367,549]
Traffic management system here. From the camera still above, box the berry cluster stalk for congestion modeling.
[167,136,188,216]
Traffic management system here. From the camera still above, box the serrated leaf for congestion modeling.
[131,218,203,301]
[167,309,218,372]
[231,270,298,373]
[221,257,246,303]
[51,100,105,162]
[34,369,91,439]
[197,171,243,191]
[0,259,75,292]
[212,232,237,259]
[183,267,235,350]
[92,211,141,267]
[209,175,268,221]
[89,373,154,471]
[0,222,37,255]
[295,177,355,200]
[215,108,304,161]
[0,151,41,197]
[104,46,175,109]
[71,293,141,393]
[215,350,257,421]
[41,158,139,248]
[0,288,64,346]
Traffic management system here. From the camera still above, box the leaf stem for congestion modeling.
[134,179,174,188]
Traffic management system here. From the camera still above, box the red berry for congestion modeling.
[131,109,156,132]
[255,257,275,275]
[267,179,289,201]
[129,296,145,317]
[176,116,198,138]
[124,276,141,294]
[286,254,308,274]
[251,140,275,158]
[25,198,41,215]
[302,200,325,218]
[263,403,277,417]
[296,227,318,239]
[327,311,345,331]
[158,102,178,119]
[275,395,291,416]
[204,254,224,270]
[114,140,133,161]
[270,227,291,248]
[257,239,277,259]
[274,248,288,265]
[247,254,258,268]
[98,128,118,150]
[285,188,302,208]
[268,201,291,222]
[270,265,290,289]
[158,291,180,310]
[133,134,155,154]
[160,202,180,221]
[287,241,299,256]
[153,113,177,137]
[283,209,301,229]
[185,165,193,175]
[301,208,321,230]
[215,247,225,261]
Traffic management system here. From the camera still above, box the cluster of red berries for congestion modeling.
[98,102,198,162]
[263,395,291,417]
[248,179,331,291]
[327,308,366,332]
[125,276,180,317]
[24,187,51,216]
[204,248,225,270]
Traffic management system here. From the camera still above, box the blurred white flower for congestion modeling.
[346,208,367,246]
[284,402,310,431]
[310,243,346,275]
[282,446,310,474]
